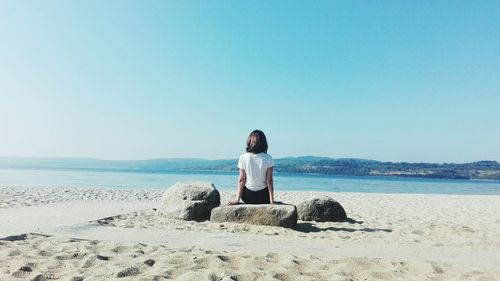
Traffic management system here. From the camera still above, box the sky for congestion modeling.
[0,1,499,163]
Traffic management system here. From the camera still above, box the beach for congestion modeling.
[1,186,499,280]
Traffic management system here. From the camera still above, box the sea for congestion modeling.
[1,167,500,195]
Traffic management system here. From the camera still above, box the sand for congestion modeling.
[1,186,500,280]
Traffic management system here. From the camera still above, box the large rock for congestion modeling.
[158,181,220,221]
[296,196,347,222]
[210,204,297,228]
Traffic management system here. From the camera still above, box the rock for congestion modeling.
[296,196,347,222]
[158,181,220,221]
[210,204,297,228]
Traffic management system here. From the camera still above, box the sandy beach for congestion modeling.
[1,186,499,280]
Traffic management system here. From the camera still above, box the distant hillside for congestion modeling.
[0,157,234,171]
[281,159,500,180]
[193,157,500,180]
[0,156,499,180]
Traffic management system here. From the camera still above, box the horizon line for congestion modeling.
[0,155,498,165]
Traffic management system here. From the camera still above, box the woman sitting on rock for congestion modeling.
[228,130,274,205]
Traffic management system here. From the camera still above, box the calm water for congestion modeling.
[1,167,500,195]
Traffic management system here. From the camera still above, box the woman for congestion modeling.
[228,130,274,205]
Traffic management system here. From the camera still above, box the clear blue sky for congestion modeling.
[0,1,499,162]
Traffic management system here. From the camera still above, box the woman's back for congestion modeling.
[228,129,275,205]
[238,152,274,191]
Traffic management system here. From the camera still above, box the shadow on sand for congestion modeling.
[295,218,392,234]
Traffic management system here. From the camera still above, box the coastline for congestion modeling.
[2,156,500,181]
[1,187,500,280]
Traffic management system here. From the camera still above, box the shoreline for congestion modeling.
[1,186,500,280]
[2,186,500,209]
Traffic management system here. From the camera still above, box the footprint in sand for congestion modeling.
[11,265,32,278]
[116,266,141,278]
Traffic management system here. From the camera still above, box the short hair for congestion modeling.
[246,130,268,154]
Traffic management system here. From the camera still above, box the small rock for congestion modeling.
[144,259,155,266]
[297,196,347,222]
[158,181,221,221]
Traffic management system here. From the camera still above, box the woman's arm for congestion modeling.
[228,169,246,205]
[266,167,274,204]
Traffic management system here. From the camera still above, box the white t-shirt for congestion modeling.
[237,152,274,191]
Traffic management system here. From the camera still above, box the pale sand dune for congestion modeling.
[1,186,500,280]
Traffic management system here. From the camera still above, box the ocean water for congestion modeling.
[1,167,500,195]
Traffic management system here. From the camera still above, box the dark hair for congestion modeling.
[246,130,268,154]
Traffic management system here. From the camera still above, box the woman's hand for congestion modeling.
[227,199,240,205]
[228,169,246,206]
